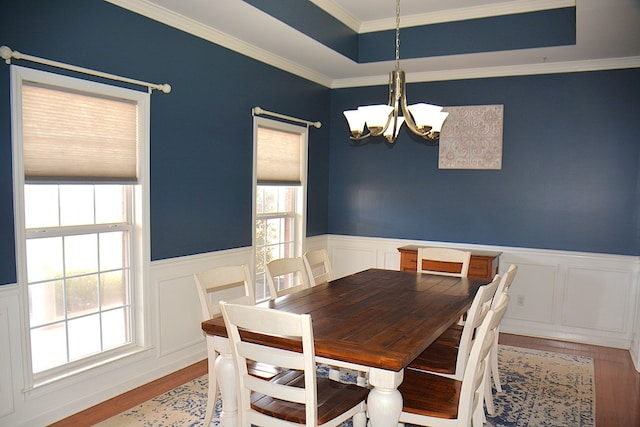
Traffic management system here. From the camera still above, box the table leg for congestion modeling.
[214,349,238,427]
[367,368,404,427]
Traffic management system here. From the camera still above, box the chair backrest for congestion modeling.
[458,292,510,422]
[266,257,311,299]
[454,273,500,377]
[303,249,333,286]
[492,264,518,307]
[194,264,255,321]
[417,247,471,277]
[219,302,318,426]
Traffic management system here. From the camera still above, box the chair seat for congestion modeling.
[399,368,462,419]
[251,371,370,425]
[408,342,457,375]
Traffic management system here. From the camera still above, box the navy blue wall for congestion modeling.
[0,0,331,285]
[330,69,640,255]
[1,2,639,286]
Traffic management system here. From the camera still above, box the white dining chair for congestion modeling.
[408,273,500,380]
[194,264,280,426]
[416,247,471,277]
[303,248,333,286]
[219,301,368,427]
[484,264,518,414]
[399,293,510,427]
[266,257,311,299]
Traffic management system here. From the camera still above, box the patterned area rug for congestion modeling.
[96,345,594,426]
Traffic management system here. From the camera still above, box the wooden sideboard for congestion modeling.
[397,245,501,282]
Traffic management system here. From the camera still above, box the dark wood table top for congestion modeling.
[202,268,485,372]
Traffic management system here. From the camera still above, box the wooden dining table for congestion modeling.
[202,268,486,427]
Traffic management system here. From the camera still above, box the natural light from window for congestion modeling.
[25,184,132,373]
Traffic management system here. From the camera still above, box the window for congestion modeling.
[253,118,307,301]
[11,66,149,385]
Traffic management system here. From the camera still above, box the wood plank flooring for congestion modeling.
[50,334,640,426]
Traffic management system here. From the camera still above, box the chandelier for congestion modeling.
[343,0,449,143]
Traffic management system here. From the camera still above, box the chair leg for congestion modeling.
[329,367,340,381]
[473,399,485,427]
[352,409,367,427]
[490,338,502,392]
[484,368,496,415]
[204,347,218,426]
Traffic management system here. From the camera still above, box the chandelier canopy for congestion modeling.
[343,0,449,144]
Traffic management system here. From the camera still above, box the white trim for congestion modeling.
[359,0,576,33]
[106,0,638,89]
[252,117,309,296]
[105,0,334,88]
[311,0,575,33]
[332,56,640,88]
[10,65,152,389]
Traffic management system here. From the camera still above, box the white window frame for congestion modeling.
[11,66,151,389]
[252,117,308,301]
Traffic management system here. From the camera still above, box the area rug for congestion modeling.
[96,345,595,426]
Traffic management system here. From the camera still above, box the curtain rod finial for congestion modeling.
[1,45,13,63]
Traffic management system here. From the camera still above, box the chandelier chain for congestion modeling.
[395,0,400,71]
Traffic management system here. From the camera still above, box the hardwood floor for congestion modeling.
[49,334,640,426]
[48,360,208,427]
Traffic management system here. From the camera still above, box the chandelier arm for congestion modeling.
[349,130,372,140]
[402,102,427,137]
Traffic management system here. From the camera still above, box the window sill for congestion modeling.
[24,344,154,398]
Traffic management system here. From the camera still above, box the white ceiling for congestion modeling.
[108,0,640,88]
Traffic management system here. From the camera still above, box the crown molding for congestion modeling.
[332,56,640,88]
[107,0,637,90]
[359,0,576,33]
[309,0,361,32]
[105,0,334,88]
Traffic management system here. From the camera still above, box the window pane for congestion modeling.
[60,185,94,226]
[261,187,278,213]
[266,218,283,245]
[68,314,101,360]
[24,185,59,228]
[100,231,127,271]
[255,274,268,301]
[29,280,64,327]
[101,270,128,309]
[26,237,63,282]
[102,308,130,350]
[96,185,126,224]
[66,274,99,318]
[65,234,98,276]
[31,324,67,373]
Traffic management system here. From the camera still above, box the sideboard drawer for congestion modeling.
[469,257,492,281]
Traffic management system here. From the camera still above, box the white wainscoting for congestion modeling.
[322,235,640,364]
[0,246,255,427]
[1,235,638,426]
[0,285,18,419]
